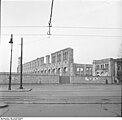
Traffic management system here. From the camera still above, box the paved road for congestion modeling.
[0,84,121,117]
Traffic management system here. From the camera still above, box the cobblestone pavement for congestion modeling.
[0,84,121,117]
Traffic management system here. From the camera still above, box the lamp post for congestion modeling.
[8,34,13,90]
[20,37,23,89]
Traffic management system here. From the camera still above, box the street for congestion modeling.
[0,84,121,117]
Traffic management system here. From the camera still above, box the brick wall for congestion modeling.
[0,72,114,85]
[0,72,59,85]
[70,76,113,84]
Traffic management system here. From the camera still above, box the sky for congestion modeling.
[0,0,122,72]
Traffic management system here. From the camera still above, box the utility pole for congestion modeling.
[47,0,54,36]
[8,34,13,90]
[20,37,23,89]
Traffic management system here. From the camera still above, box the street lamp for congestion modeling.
[8,34,13,90]
[20,37,23,89]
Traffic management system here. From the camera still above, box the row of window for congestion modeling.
[52,52,68,63]
[77,67,83,72]
[23,67,68,74]
[96,64,109,70]
[23,60,44,69]
[76,67,92,76]
[76,67,92,72]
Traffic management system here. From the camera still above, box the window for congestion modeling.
[96,65,99,69]
[63,52,68,61]
[44,70,47,73]
[63,67,68,72]
[52,56,56,63]
[41,60,43,65]
[57,54,61,62]
[80,67,83,72]
[86,67,92,76]
[37,60,39,67]
[118,65,121,71]
[101,64,104,69]
[52,69,55,73]
[57,68,60,73]
[77,68,80,71]
[86,67,89,71]
[105,64,109,69]
[48,69,51,73]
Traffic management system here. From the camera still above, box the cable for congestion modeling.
[1,26,48,28]
[52,34,122,37]
[1,34,46,36]
[53,26,122,29]
[24,37,49,45]
[1,34,122,37]
[1,26,122,29]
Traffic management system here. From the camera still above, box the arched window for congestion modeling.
[80,67,83,72]
[57,68,60,73]
[52,69,55,73]
[63,67,68,73]
[77,68,80,71]
[44,70,47,73]
[48,69,51,73]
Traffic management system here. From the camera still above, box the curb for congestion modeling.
[0,88,32,92]
[0,103,8,108]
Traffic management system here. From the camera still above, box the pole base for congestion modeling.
[8,88,11,90]
[19,86,23,89]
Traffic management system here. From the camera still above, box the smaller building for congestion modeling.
[93,58,122,83]
[71,63,93,76]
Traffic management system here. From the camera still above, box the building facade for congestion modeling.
[17,48,122,83]
[17,48,74,76]
[17,47,93,77]
[71,63,93,77]
[93,58,122,83]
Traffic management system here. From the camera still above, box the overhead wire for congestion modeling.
[24,37,49,45]
[1,26,122,29]
[1,34,46,36]
[52,34,122,37]
[1,0,122,38]
[1,33,122,37]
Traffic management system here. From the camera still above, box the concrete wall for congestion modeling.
[0,72,59,85]
[70,76,113,84]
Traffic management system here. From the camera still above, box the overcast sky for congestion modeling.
[0,0,122,72]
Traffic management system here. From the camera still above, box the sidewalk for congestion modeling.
[0,102,8,108]
[0,88,32,92]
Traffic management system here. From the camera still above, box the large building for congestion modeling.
[17,48,93,77]
[17,48,74,76]
[17,48,122,83]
